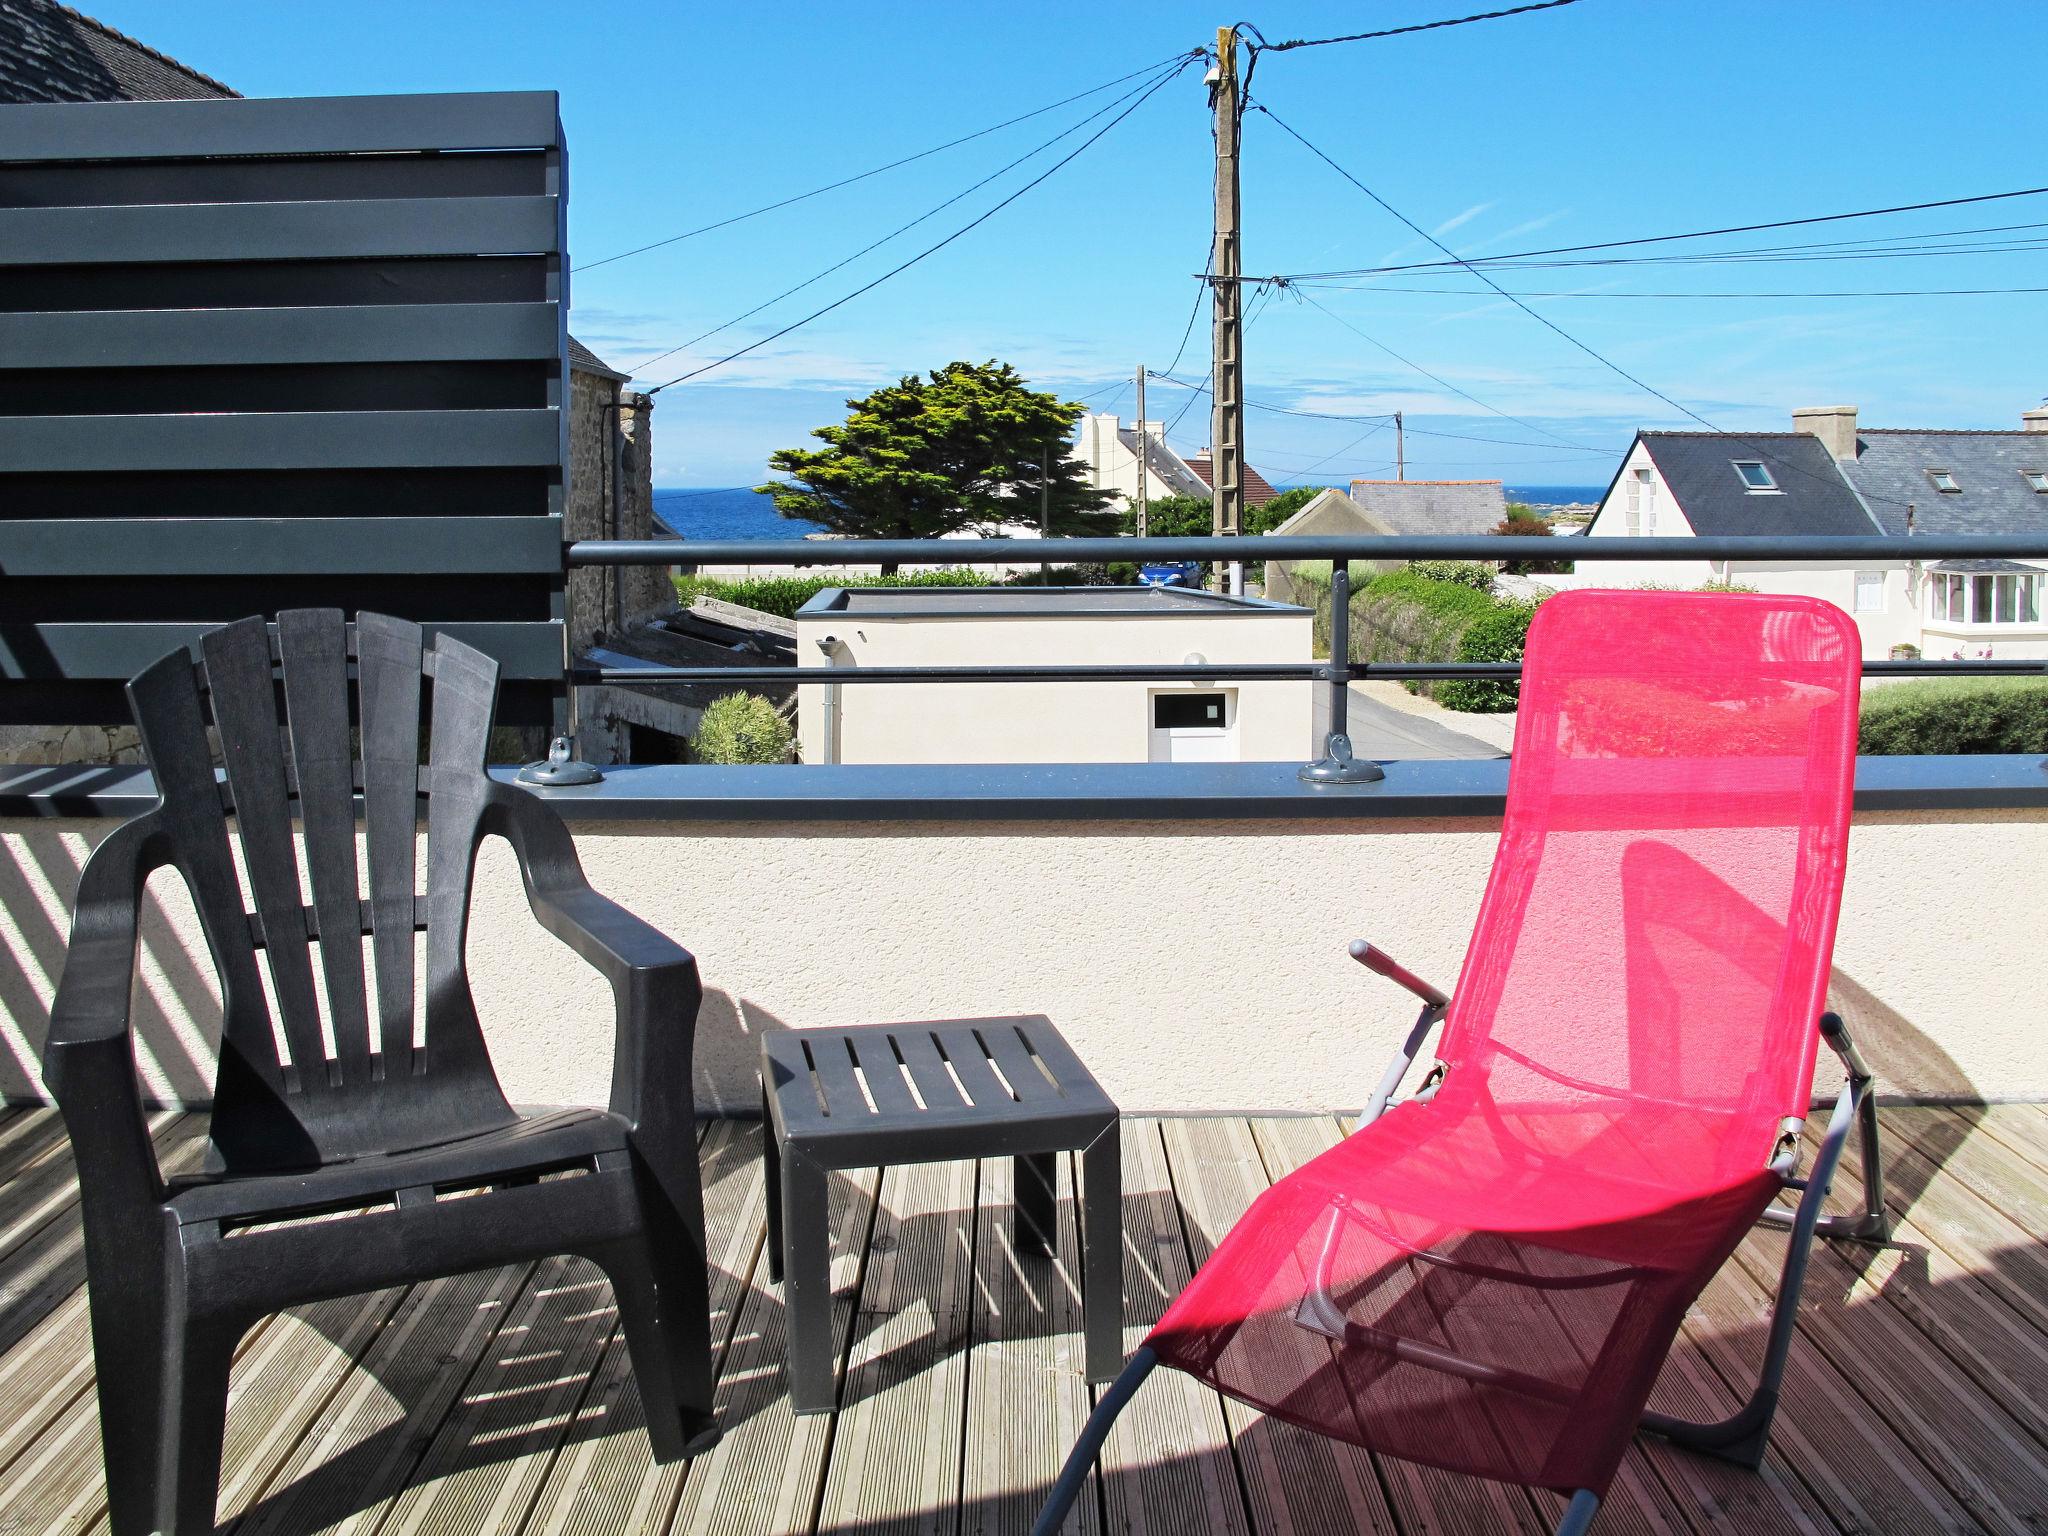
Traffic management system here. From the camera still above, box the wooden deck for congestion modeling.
[0,1105,2044,1534]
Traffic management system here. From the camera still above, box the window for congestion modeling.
[1853,571,1885,613]
[1625,467,1652,535]
[2024,471,2048,494]
[1927,469,1961,494]
[1936,571,2043,625]
[1153,693,1227,730]
[1732,460,1777,491]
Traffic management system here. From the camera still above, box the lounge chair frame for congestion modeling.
[1033,941,1889,1536]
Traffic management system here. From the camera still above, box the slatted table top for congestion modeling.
[762,1016,1116,1157]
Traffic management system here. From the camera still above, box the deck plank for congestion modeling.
[814,1154,976,1536]
[1092,1119,1251,1536]
[960,1149,1100,1536]
[230,1263,538,1536]
[1159,1117,1405,1536]
[664,1160,880,1536]
[0,1110,2034,1536]
[518,1121,767,1536]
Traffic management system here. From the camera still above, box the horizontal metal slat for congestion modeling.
[0,91,560,162]
[0,303,562,369]
[0,409,560,471]
[0,517,563,576]
[2,622,565,682]
[0,196,560,266]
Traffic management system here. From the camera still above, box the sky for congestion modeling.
[92,1,2048,488]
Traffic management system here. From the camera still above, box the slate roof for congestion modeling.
[1838,431,2048,539]
[1346,478,1507,537]
[1188,452,1280,506]
[568,336,631,382]
[1117,428,1209,498]
[1631,433,1883,537]
[0,0,236,103]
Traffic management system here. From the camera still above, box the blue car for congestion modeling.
[1137,561,1203,588]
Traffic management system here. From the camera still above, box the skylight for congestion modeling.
[1928,469,1961,493]
[1732,461,1777,491]
[2025,471,2048,494]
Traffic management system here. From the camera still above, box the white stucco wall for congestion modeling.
[793,604,1315,764]
[4,806,2043,1117]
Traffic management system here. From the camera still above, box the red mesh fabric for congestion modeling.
[1148,591,1860,1495]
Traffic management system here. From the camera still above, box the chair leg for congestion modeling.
[1555,1489,1601,1536]
[779,1145,837,1415]
[607,1155,721,1461]
[97,1292,238,1536]
[1079,1122,1124,1384]
[1014,1151,1058,1256]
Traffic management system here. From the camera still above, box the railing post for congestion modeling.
[1301,560,1384,784]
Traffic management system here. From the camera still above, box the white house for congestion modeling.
[793,586,1313,765]
[1581,404,2048,659]
[1074,413,1280,511]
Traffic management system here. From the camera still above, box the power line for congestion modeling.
[1255,101,1922,506]
[1299,281,2048,300]
[1144,370,1612,452]
[1243,0,1581,53]
[623,68,1181,376]
[1293,287,1584,447]
[574,51,1201,274]
[640,58,1198,394]
[1268,187,2048,281]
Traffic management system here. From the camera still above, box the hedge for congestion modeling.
[1859,679,2048,755]
[1309,569,1542,713]
[673,567,988,619]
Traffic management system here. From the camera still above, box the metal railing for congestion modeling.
[563,532,2048,781]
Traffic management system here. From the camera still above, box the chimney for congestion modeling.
[2024,403,2048,433]
[1792,405,1859,461]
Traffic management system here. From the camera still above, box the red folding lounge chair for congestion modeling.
[1036,589,1891,1536]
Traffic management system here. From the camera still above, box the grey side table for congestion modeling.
[760,1015,1121,1414]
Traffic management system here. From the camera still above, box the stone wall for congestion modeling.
[566,369,667,657]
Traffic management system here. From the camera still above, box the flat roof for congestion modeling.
[796,585,1309,619]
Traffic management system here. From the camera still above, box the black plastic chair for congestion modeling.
[45,610,719,1536]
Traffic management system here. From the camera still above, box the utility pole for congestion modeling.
[1134,365,1149,538]
[1209,24,1245,594]
[1395,410,1405,481]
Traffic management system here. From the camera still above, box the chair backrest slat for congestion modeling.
[202,617,333,1096]
[357,612,425,1067]
[124,649,291,1110]
[277,609,374,1087]
[419,634,502,1087]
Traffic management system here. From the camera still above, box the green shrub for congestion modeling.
[1859,679,2048,755]
[694,693,793,764]
[1437,600,1539,712]
[1407,560,1497,593]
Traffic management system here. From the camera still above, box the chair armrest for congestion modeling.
[482,785,701,1131]
[45,815,170,1218]
[1348,940,1451,1010]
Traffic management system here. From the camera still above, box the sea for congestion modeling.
[653,483,1605,542]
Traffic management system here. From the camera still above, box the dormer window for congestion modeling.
[1732,461,1777,492]
[2024,470,2048,494]
[1927,469,1961,494]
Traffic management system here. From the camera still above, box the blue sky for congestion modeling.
[94,2,2048,487]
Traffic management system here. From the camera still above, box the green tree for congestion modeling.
[1490,505,1572,575]
[1250,484,1327,533]
[759,361,1117,571]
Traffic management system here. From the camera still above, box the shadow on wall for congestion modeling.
[0,825,221,1106]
